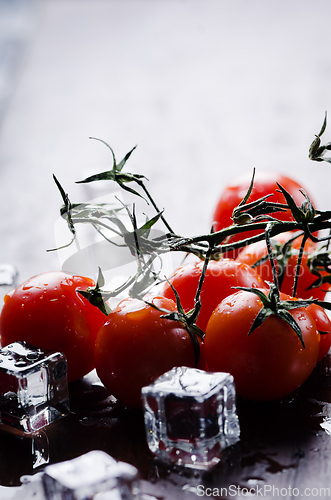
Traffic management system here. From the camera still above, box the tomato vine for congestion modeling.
[50,112,331,347]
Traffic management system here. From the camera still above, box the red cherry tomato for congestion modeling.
[236,232,330,301]
[162,258,266,332]
[0,271,106,382]
[212,170,314,258]
[204,289,320,401]
[95,296,204,408]
[307,303,331,361]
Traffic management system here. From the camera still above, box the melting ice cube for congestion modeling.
[0,341,69,433]
[0,263,18,306]
[141,366,240,469]
[42,450,139,500]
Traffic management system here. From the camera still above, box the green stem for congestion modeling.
[171,218,331,256]
[138,180,175,234]
[265,223,280,297]
[292,233,308,298]
[194,244,214,305]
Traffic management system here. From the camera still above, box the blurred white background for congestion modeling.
[1,0,331,283]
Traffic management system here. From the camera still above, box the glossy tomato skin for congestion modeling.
[204,289,320,401]
[0,271,106,382]
[236,233,329,301]
[162,258,266,332]
[212,170,314,258]
[307,303,331,362]
[95,296,203,409]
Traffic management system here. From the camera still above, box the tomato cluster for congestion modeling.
[161,252,331,401]
[0,169,330,408]
[202,172,331,400]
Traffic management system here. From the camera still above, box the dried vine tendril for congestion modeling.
[309,111,331,163]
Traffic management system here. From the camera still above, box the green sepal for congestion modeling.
[79,288,112,316]
[76,139,149,202]
[79,138,137,178]
[232,168,287,224]
[233,195,287,225]
[47,175,76,252]
[247,307,274,335]
[299,189,316,221]
[145,281,204,368]
[276,183,316,227]
[167,280,204,338]
[276,309,305,348]
[233,285,314,348]
[123,209,166,258]
[308,112,331,162]
[232,167,256,223]
[78,267,112,316]
[276,183,306,223]
[306,246,331,290]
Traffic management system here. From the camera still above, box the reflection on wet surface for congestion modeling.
[0,357,331,498]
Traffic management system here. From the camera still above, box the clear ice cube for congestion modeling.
[0,341,70,433]
[42,450,139,500]
[141,366,240,469]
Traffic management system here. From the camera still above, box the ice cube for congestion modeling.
[0,341,69,433]
[42,450,139,500]
[0,263,18,306]
[141,366,240,469]
[0,263,18,288]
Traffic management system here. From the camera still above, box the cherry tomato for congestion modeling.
[212,170,314,258]
[236,232,329,300]
[307,303,331,361]
[0,271,106,382]
[162,258,266,332]
[204,289,320,401]
[95,296,204,408]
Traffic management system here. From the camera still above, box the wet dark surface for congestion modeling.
[0,356,331,499]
